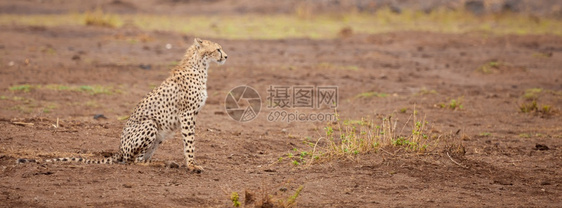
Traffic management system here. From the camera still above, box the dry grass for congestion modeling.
[274,107,467,167]
[300,108,447,163]
[0,8,560,39]
[83,7,121,28]
[222,182,304,208]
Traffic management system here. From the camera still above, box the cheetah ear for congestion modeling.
[194,38,203,46]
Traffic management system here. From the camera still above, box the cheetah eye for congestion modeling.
[216,49,221,52]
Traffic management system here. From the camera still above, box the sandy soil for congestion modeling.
[1,1,562,207]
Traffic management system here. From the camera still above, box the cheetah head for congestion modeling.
[194,38,228,65]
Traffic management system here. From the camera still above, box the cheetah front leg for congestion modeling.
[180,111,203,173]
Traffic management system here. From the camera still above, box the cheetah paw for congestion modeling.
[187,164,204,173]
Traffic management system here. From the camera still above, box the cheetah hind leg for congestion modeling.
[122,120,160,164]
[132,129,180,169]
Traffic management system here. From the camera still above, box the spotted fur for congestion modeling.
[18,38,227,173]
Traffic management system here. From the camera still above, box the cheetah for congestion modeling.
[18,38,227,173]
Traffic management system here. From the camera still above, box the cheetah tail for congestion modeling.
[16,155,120,165]
[46,157,116,164]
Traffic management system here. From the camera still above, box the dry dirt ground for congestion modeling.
[1,2,562,208]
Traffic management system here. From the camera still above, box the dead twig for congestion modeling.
[379,148,395,156]
[12,122,34,126]
[447,152,468,169]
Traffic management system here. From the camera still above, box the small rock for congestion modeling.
[71,55,80,60]
[123,183,133,188]
[93,114,107,120]
[165,161,180,169]
[465,0,485,15]
[535,144,549,151]
[139,64,151,70]
[279,187,287,192]
[502,0,522,12]
[389,5,401,14]
[338,26,353,38]
[493,179,513,185]
[100,151,113,157]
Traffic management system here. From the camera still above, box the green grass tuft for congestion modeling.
[83,7,121,28]
[230,192,240,207]
[9,84,35,93]
[437,98,463,110]
[523,88,543,100]
[354,92,388,99]
[9,84,117,95]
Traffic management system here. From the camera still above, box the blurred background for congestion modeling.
[1,0,561,39]
[1,1,562,207]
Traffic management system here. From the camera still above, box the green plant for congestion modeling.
[535,133,545,138]
[518,133,531,138]
[519,100,538,113]
[278,185,304,208]
[541,105,552,114]
[230,192,240,207]
[79,85,114,95]
[354,92,388,99]
[312,107,433,162]
[168,61,179,67]
[415,88,438,96]
[523,88,542,100]
[479,132,491,137]
[42,103,57,113]
[437,98,463,110]
[532,52,552,58]
[477,61,501,74]
[9,84,35,92]
[83,7,121,28]
[10,84,117,95]
[519,100,553,115]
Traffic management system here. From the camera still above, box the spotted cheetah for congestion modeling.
[18,38,227,173]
